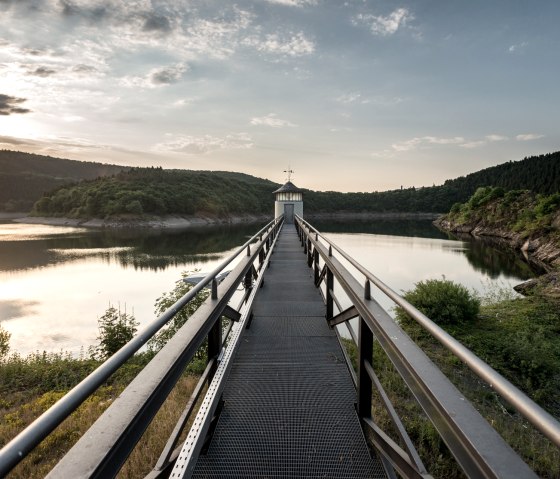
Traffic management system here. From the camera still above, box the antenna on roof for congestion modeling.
[283,166,294,182]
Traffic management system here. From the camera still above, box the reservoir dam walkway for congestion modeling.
[190,224,385,478]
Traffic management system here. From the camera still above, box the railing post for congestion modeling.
[326,267,334,320]
[313,249,320,285]
[357,317,373,419]
[207,317,221,381]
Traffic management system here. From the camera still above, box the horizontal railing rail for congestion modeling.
[0,217,283,478]
[296,215,559,479]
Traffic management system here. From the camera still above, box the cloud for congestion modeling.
[516,133,544,141]
[28,66,57,77]
[460,140,486,149]
[59,0,110,22]
[72,64,99,74]
[0,94,31,115]
[250,114,296,128]
[142,13,172,33]
[262,0,318,6]
[392,136,464,151]
[485,134,508,142]
[353,8,413,36]
[121,63,188,88]
[154,133,254,154]
[150,64,187,85]
[336,92,365,104]
[508,41,528,53]
[244,32,315,57]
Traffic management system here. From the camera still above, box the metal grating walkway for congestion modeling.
[192,225,386,478]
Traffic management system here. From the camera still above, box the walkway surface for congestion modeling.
[192,224,386,478]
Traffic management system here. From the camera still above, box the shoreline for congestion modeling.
[10,214,272,229]
[7,211,441,229]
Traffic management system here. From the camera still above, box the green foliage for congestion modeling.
[535,192,560,217]
[94,305,138,360]
[0,324,11,359]
[1,148,557,215]
[395,279,480,328]
[444,186,560,239]
[147,272,209,358]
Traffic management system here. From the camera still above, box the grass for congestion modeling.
[0,351,201,478]
[340,291,560,478]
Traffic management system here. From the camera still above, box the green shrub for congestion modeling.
[396,279,480,328]
[94,305,138,360]
[535,193,560,217]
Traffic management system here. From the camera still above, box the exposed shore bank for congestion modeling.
[8,211,440,229]
[433,215,560,270]
[10,213,271,229]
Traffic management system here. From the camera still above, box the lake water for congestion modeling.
[0,218,537,355]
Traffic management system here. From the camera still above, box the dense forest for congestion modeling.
[33,168,279,218]
[0,150,127,211]
[2,149,560,217]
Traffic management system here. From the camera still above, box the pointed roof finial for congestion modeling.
[283,166,294,182]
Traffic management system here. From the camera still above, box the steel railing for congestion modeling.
[0,216,283,478]
[296,215,560,479]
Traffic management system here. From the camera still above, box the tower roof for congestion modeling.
[272,181,303,194]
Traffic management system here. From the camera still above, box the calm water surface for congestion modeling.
[0,219,537,355]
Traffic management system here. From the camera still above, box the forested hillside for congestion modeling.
[2,149,559,216]
[305,151,560,213]
[33,168,279,218]
[0,150,126,211]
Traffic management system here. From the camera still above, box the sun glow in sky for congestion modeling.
[1,0,559,191]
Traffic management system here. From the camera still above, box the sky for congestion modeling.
[0,0,559,192]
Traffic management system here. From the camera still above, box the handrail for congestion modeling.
[296,215,560,449]
[0,217,282,477]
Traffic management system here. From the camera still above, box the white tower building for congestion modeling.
[273,181,303,223]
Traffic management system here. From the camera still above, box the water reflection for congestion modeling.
[315,219,537,281]
[0,222,267,272]
[0,219,539,355]
[311,218,449,239]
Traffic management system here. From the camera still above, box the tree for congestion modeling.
[148,272,209,355]
[94,305,138,360]
[0,323,10,359]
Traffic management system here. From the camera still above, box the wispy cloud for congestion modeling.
[392,136,464,151]
[485,134,508,142]
[244,32,315,57]
[250,114,297,128]
[516,133,544,141]
[0,94,31,115]
[28,66,57,77]
[154,133,254,154]
[263,0,317,6]
[120,63,188,88]
[336,92,368,104]
[508,41,528,53]
[353,8,413,36]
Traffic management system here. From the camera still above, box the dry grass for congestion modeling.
[1,372,199,478]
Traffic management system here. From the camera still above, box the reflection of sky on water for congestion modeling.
[0,220,537,355]
[321,232,534,335]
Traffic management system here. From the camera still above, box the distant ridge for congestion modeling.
[0,149,559,215]
[0,150,127,211]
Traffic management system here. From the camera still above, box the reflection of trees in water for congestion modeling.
[312,219,539,281]
[0,223,267,272]
[311,218,450,239]
[449,233,541,280]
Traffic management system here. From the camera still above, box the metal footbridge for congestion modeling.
[1,217,560,478]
